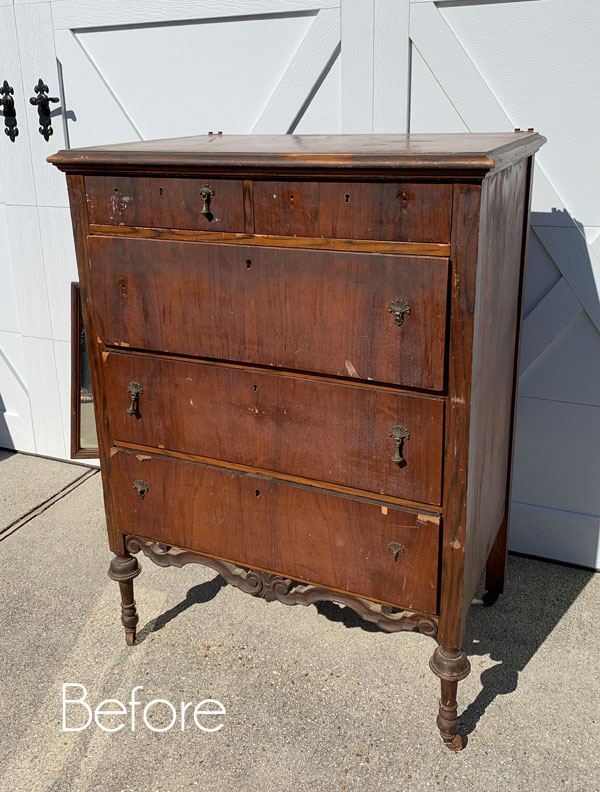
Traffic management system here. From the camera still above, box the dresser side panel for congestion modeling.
[66,174,120,552]
[438,183,481,647]
[462,159,530,614]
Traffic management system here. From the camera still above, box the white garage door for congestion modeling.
[0,0,598,568]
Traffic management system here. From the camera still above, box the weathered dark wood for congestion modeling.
[127,536,439,636]
[484,515,508,606]
[110,447,441,615]
[485,155,536,604]
[462,159,529,616]
[87,223,451,257]
[242,179,254,234]
[65,175,123,553]
[253,181,452,242]
[85,175,244,231]
[69,282,97,459]
[51,132,544,750]
[48,132,546,179]
[107,551,141,645]
[115,440,440,513]
[69,281,81,459]
[436,182,480,650]
[103,351,445,505]
[429,645,471,750]
[89,237,449,391]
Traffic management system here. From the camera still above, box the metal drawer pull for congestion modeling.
[133,480,149,500]
[199,184,214,215]
[388,298,411,327]
[126,381,143,415]
[388,542,405,562]
[389,424,410,465]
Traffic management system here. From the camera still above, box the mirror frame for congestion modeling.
[70,282,99,458]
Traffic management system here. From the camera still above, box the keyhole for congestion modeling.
[289,194,295,204]
[114,188,119,193]
[344,193,350,203]
[255,489,260,498]
[246,260,252,268]
[159,187,163,196]
[253,384,257,392]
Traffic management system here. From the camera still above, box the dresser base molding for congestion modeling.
[124,535,438,636]
[116,536,475,748]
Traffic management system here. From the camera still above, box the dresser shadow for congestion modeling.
[459,553,594,737]
[133,553,593,739]
[313,600,384,632]
[134,575,227,644]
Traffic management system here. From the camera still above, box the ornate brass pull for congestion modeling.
[388,298,410,327]
[388,542,405,562]
[126,382,143,415]
[133,480,149,500]
[389,425,410,465]
[199,184,214,215]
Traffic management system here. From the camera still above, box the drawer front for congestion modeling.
[85,175,245,232]
[89,237,449,391]
[110,448,440,614]
[253,181,452,242]
[104,352,444,505]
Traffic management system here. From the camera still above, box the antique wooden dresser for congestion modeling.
[49,131,545,750]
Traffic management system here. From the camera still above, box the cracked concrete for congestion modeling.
[0,451,598,792]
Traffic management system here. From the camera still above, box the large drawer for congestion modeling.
[89,236,449,391]
[85,175,245,232]
[253,181,452,242]
[110,448,440,614]
[104,352,444,505]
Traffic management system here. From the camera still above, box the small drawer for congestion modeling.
[89,237,449,391]
[104,352,445,505]
[253,181,452,242]
[110,448,440,614]
[85,175,244,231]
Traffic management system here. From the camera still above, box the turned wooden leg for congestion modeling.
[429,645,471,750]
[108,552,141,646]
[484,515,508,606]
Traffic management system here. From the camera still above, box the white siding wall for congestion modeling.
[410,0,600,569]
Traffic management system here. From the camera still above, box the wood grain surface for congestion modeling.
[436,182,480,648]
[253,180,452,242]
[110,447,441,614]
[462,158,529,612]
[89,237,449,391]
[48,131,546,179]
[104,351,445,505]
[85,175,244,232]
[88,224,451,258]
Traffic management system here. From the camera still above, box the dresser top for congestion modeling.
[48,132,545,178]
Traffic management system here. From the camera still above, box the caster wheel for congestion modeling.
[443,733,464,751]
[482,591,499,607]
[125,630,136,647]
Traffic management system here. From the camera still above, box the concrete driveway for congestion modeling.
[0,450,598,792]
